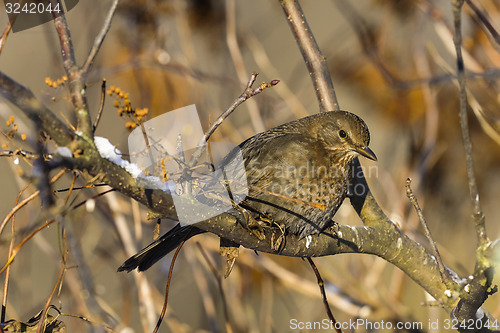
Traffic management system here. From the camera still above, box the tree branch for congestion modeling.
[81,0,121,75]
[279,0,339,112]
[405,178,449,285]
[189,72,279,168]
[450,2,497,326]
[452,0,487,245]
[0,66,459,312]
[0,71,74,146]
[49,0,95,139]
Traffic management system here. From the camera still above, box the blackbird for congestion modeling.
[118,111,376,272]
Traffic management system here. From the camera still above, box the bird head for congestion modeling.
[314,111,377,161]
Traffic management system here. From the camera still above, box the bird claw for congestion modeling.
[332,221,339,238]
[220,238,240,278]
[248,220,266,241]
[236,206,266,240]
[270,223,286,253]
[224,256,237,279]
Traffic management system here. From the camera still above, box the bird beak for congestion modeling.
[353,145,377,161]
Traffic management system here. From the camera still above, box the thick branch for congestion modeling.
[0,71,73,146]
[279,0,339,112]
[77,145,457,311]
[50,0,93,139]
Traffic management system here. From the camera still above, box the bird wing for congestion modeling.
[242,132,331,206]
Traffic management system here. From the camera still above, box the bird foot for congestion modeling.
[236,206,266,240]
[270,223,286,253]
[247,219,266,241]
[220,238,240,278]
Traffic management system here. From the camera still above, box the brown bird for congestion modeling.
[118,111,376,272]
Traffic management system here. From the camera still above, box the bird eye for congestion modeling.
[339,130,347,138]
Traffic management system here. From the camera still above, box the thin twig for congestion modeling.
[225,0,266,132]
[1,216,14,323]
[333,0,399,86]
[196,242,232,333]
[0,188,114,274]
[465,0,500,48]
[81,0,121,75]
[451,0,487,244]
[1,184,28,323]
[0,218,56,275]
[54,183,109,193]
[0,170,65,238]
[93,78,107,132]
[451,1,494,324]
[405,178,449,285]
[60,172,77,206]
[36,264,66,333]
[188,73,278,168]
[306,258,341,333]
[71,189,115,210]
[0,149,46,159]
[279,0,339,112]
[35,127,54,207]
[152,238,187,333]
[0,11,16,55]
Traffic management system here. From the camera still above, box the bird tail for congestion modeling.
[118,224,205,272]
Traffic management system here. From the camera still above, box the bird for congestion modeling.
[118,110,376,272]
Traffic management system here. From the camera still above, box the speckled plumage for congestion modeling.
[119,111,375,272]
[230,110,373,237]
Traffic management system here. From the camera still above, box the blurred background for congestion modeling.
[0,0,499,331]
